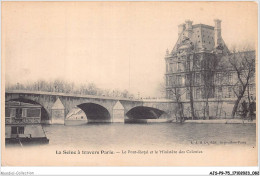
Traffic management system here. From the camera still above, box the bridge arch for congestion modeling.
[77,103,111,122]
[5,98,50,122]
[126,106,166,119]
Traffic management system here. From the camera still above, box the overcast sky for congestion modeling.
[3,2,257,97]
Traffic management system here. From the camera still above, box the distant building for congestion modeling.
[165,20,255,118]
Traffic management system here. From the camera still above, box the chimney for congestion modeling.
[178,23,186,36]
[165,48,169,56]
[185,20,193,30]
[185,20,193,38]
[214,19,222,48]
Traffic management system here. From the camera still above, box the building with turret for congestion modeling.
[165,20,255,119]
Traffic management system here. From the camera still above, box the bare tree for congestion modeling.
[156,79,166,98]
[186,54,196,120]
[169,87,186,123]
[200,51,223,119]
[160,76,185,122]
[6,79,135,99]
[227,49,255,118]
[184,41,199,120]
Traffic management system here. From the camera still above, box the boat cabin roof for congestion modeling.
[6,101,42,108]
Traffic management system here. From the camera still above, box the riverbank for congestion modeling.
[184,119,256,124]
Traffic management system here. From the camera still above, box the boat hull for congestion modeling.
[5,124,49,146]
[125,118,175,123]
[6,137,49,145]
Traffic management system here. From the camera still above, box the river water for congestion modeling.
[4,123,257,166]
[43,123,256,149]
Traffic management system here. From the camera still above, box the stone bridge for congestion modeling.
[5,90,177,124]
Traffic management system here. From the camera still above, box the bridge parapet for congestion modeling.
[5,90,142,102]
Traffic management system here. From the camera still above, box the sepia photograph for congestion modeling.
[1,1,258,169]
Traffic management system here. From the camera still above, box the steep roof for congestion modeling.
[171,23,229,54]
[6,101,41,108]
[216,51,255,70]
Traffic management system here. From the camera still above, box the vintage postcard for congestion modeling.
[1,1,258,168]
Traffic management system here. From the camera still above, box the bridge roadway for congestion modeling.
[5,90,177,124]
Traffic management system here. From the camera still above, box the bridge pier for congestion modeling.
[112,101,125,122]
[51,98,65,125]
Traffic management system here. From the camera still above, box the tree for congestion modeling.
[122,90,129,98]
[166,39,197,120]
[170,87,185,123]
[156,80,166,98]
[87,83,98,95]
[184,41,198,120]
[186,53,196,120]
[159,77,184,122]
[200,51,223,119]
[6,79,135,99]
[227,49,255,118]
[53,79,65,92]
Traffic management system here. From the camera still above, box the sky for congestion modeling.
[2,2,257,97]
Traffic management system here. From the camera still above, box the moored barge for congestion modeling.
[5,100,49,145]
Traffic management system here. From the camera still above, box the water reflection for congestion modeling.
[42,123,256,149]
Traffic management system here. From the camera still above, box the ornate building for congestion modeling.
[165,20,255,119]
